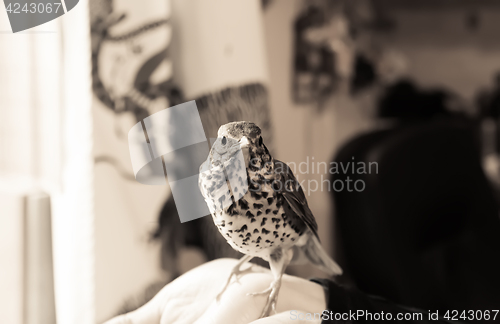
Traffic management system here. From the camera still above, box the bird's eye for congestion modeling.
[222,136,227,145]
[258,136,263,146]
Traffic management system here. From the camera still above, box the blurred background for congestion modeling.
[1,0,500,323]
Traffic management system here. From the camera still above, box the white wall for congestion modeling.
[93,103,168,323]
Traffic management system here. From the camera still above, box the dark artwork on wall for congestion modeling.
[89,0,183,126]
[292,4,339,105]
[291,0,395,108]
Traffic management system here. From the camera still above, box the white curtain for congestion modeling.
[0,2,95,324]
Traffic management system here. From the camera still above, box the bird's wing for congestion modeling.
[273,160,319,240]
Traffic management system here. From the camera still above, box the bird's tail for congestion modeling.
[292,233,343,276]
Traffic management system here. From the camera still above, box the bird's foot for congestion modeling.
[216,264,254,302]
[247,280,281,318]
[246,285,273,297]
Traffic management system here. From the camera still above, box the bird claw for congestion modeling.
[216,265,254,302]
[258,302,277,318]
[246,286,272,297]
[247,280,280,318]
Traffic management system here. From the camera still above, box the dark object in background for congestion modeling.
[313,278,454,324]
[261,0,273,10]
[477,71,500,154]
[465,9,481,32]
[350,54,377,95]
[331,117,500,314]
[479,72,500,120]
[378,79,452,120]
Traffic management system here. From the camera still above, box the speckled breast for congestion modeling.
[211,181,303,258]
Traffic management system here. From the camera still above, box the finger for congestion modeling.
[251,310,322,324]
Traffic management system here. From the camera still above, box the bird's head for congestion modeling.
[209,121,264,167]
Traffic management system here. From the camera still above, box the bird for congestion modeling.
[152,85,273,278]
[198,121,342,318]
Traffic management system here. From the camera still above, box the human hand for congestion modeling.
[104,258,326,324]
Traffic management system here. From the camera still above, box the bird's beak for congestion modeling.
[239,136,250,149]
[238,136,251,166]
